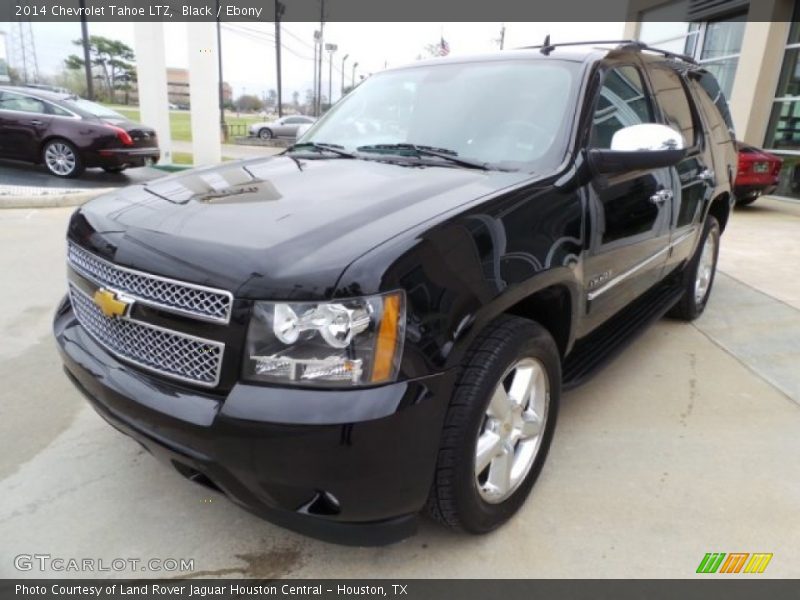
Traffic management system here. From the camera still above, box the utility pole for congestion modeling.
[78,0,94,99]
[340,53,348,99]
[499,23,506,50]
[351,61,358,89]
[215,0,226,140]
[274,0,284,117]
[325,43,337,112]
[316,0,325,116]
[312,30,320,116]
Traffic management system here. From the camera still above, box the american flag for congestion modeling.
[439,37,450,56]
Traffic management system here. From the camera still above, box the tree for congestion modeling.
[65,36,135,103]
[267,89,277,108]
[292,90,300,108]
[234,94,264,113]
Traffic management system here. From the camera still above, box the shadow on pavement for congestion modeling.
[0,158,165,189]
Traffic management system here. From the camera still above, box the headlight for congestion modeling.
[243,291,405,387]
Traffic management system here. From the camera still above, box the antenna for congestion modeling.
[540,34,554,56]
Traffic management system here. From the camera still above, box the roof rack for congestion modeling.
[521,38,698,65]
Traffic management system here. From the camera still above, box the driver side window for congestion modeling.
[590,66,654,149]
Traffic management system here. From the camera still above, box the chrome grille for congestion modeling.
[69,284,224,387]
[67,243,233,323]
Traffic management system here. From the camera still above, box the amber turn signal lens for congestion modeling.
[371,292,402,383]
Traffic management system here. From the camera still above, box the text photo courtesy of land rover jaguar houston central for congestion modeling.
[54,41,736,545]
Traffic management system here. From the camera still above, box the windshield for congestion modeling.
[63,98,126,119]
[300,59,580,171]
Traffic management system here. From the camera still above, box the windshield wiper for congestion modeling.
[356,143,491,170]
[285,142,357,158]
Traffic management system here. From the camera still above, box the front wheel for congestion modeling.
[42,139,84,178]
[669,216,720,321]
[258,128,273,140]
[426,315,560,533]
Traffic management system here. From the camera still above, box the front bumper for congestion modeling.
[54,297,454,546]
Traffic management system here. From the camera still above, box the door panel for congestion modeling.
[581,63,673,333]
[645,63,715,274]
[0,91,52,160]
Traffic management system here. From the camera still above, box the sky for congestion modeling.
[0,21,624,102]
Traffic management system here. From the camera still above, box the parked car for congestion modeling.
[55,41,735,545]
[0,86,159,177]
[734,141,782,205]
[249,115,316,139]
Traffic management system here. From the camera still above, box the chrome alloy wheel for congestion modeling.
[694,232,717,304]
[45,142,77,176]
[474,357,550,504]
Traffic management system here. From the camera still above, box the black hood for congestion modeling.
[70,156,531,300]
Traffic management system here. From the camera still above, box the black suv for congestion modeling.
[54,41,736,545]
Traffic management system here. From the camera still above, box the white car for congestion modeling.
[249,115,316,140]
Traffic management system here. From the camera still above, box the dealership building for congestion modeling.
[624,0,800,199]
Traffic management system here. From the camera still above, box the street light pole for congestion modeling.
[316,0,325,117]
[351,61,358,89]
[325,43,337,111]
[340,53,349,98]
[274,0,284,117]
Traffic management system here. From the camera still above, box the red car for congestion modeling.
[734,141,782,206]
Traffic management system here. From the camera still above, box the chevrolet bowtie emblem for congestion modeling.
[93,288,131,319]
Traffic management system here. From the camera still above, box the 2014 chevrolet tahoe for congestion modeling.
[54,41,737,545]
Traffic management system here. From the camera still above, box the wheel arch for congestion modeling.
[706,191,732,232]
[448,268,581,370]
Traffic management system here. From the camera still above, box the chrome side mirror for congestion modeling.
[590,123,687,174]
[610,123,686,152]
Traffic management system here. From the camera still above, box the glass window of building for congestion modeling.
[638,8,745,98]
[765,8,800,153]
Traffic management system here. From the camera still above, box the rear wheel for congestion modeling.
[42,139,84,178]
[426,315,560,533]
[669,215,720,321]
[258,128,273,140]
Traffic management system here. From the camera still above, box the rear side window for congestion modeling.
[590,66,654,149]
[692,71,735,137]
[648,64,698,148]
[0,91,46,114]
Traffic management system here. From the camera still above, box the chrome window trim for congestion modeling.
[587,229,695,301]
[67,242,234,324]
[68,283,225,388]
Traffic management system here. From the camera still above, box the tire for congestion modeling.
[668,215,721,321]
[102,166,126,174]
[426,315,560,533]
[258,128,273,140]
[42,139,84,178]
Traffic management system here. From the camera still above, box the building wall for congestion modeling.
[626,0,800,198]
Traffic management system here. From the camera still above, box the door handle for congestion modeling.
[649,189,673,205]
[29,119,44,126]
[698,168,715,182]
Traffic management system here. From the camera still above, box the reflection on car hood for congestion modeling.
[70,156,530,299]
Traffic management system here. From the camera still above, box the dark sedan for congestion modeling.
[0,86,159,178]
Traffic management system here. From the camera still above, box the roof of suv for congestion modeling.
[399,40,697,72]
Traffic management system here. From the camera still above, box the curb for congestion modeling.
[0,187,116,209]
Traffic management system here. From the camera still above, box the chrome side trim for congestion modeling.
[587,230,696,301]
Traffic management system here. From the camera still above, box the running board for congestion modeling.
[562,279,684,390]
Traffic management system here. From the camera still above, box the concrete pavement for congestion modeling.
[0,198,798,578]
